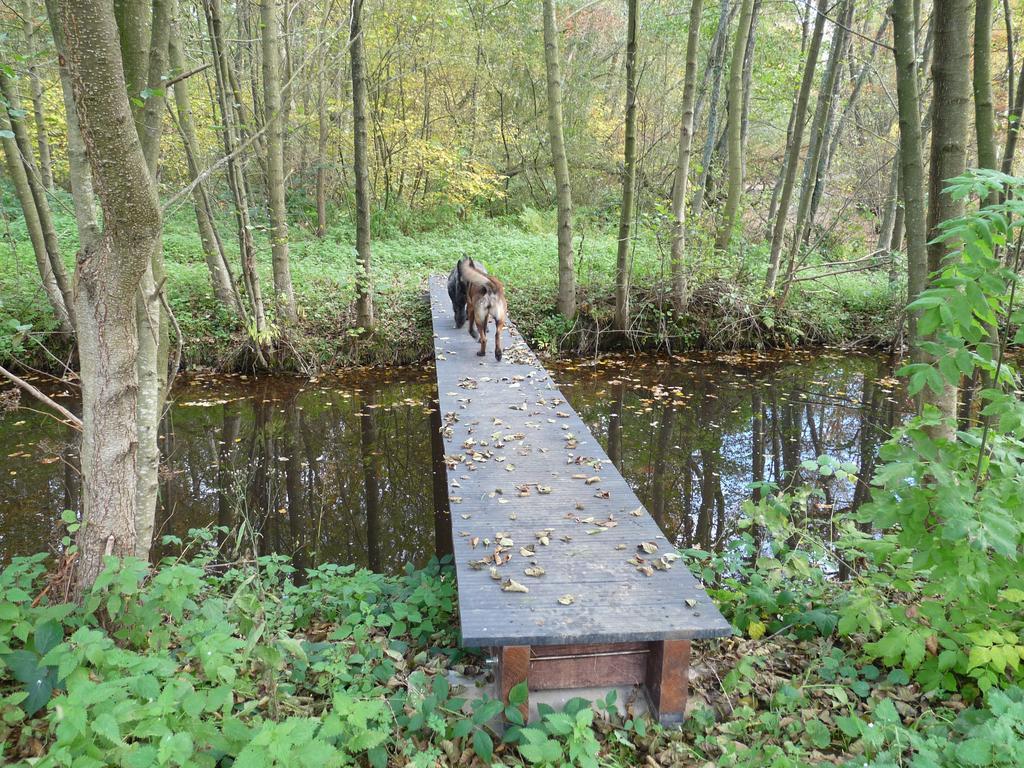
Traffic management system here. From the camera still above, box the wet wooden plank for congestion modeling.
[429,275,731,647]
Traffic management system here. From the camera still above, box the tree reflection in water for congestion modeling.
[0,352,907,571]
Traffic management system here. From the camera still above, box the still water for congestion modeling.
[0,350,907,571]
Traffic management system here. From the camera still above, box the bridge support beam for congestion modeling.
[495,640,691,725]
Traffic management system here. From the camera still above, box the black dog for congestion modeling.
[446,256,487,328]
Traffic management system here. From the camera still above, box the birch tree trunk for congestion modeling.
[58,0,163,595]
[668,0,704,312]
[351,0,375,328]
[714,0,754,252]
[543,0,576,319]
[613,0,639,331]
[764,0,827,293]
[262,0,298,324]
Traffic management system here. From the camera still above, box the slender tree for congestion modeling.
[542,0,576,319]
[262,0,298,323]
[206,0,271,365]
[974,0,996,199]
[890,0,928,351]
[0,72,75,333]
[776,0,852,304]
[714,0,755,252]
[693,0,731,216]
[44,0,99,247]
[58,0,164,595]
[22,0,54,190]
[351,0,374,329]
[764,0,828,293]
[667,0,705,312]
[168,21,238,310]
[613,0,639,331]
[919,0,970,438]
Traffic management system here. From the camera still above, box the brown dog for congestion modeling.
[460,259,507,361]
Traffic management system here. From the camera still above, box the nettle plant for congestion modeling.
[847,169,1024,697]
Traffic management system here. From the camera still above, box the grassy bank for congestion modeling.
[1,193,902,372]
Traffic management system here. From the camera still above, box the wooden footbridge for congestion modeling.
[428,276,731,723]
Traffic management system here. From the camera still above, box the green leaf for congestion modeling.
[472,728,493,762]
[955,737,992,766]
[508,681,528,706]
[804,718,831,749]
[93,712,121,745]
[34,620,62,656]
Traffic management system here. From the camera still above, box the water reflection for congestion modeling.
[553,350,905,554]
[0,351,907,571]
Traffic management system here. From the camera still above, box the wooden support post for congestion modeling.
[497,645,530,721]
[645,639,690,725]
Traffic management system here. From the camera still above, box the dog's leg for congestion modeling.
[454,298,465,329]
[476,311,488,357]
[494,313,504,361]
[467,299,478,339]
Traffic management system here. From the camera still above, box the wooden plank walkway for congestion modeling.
[428,275,731,721]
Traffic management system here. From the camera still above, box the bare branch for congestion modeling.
[0,364,82,429]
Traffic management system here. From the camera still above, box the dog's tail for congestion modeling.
[461,261,492,294]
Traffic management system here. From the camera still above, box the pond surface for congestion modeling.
[0,350,908,572]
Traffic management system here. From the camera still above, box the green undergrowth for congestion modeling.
[0,190,900,372]
[1,503,1021,767]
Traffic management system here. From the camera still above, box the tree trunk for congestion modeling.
[974,0,996,197]
[1000,56,1024,176]
[206,0,271,365]
[0,109,73,334]
[168,23,238,310]
[114,0,151,132]
[891,0,928,345]
[714,0,754,252]
[668,0,705,313]
[262,0,298,324]
[134,0,172,559]
[764,0,828,293]
[922,0,970,437]
[613,0,639,331]
[351,0,374,329]
[776,0,851,304]
[692,0,731,216]
[0,72,76,333]
[44,0,99,248]
[738,0,761,171]
[543,0,576,319]
[877,156,900,254]
[316,65,329,238]
[22,0,54,190]
[805,2,860,234]
[59,0,163,596]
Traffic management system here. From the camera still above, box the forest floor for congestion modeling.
[0,543,1009,767]
[0,198,902,373]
